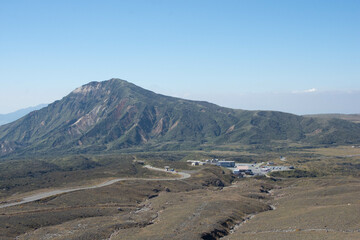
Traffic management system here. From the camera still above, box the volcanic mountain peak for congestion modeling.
[70,79,115,94]
[1,78,360,157]
[72,82,102,95]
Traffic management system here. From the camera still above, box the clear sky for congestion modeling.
[0,0,359,115]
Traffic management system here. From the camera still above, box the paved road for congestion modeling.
[143,165,191,179]
[0,165,191,209]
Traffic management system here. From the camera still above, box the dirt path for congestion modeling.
[0,165,191,209]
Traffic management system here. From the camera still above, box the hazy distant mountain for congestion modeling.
[0,104,47,126]
[304,114,360,124]
[1,79,360,157]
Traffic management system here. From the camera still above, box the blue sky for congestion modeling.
[0,0,359,114]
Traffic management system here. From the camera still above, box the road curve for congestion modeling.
[0,165,191,209]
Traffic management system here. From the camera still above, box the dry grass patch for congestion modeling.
[224,177,360,240]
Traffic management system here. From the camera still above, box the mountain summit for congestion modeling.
[1,78,360,157]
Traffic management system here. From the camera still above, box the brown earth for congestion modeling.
[223,177,360,240]
[1,166,275,240]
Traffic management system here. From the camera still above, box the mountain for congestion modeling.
[1,79,360,157]
[0,104,47,126]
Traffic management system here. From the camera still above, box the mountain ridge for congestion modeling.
[1,78,360,157]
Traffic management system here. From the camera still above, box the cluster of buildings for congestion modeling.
[187,159,235,167]
[187,158,294,177]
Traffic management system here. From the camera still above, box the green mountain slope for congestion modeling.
[1,79,360,157]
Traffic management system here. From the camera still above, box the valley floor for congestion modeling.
[2,173,359,239]
[1,147,360,240]
[0,166,270,240]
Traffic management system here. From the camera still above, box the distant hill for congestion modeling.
[0,104,47,126]
[1,79,360,157]
[304,114,360,124]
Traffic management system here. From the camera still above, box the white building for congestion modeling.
[217,161,235,167]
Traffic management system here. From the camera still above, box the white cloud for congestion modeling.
[304,88,317,93]
[292,88,318,94]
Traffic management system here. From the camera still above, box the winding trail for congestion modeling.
[0,165,190,209]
